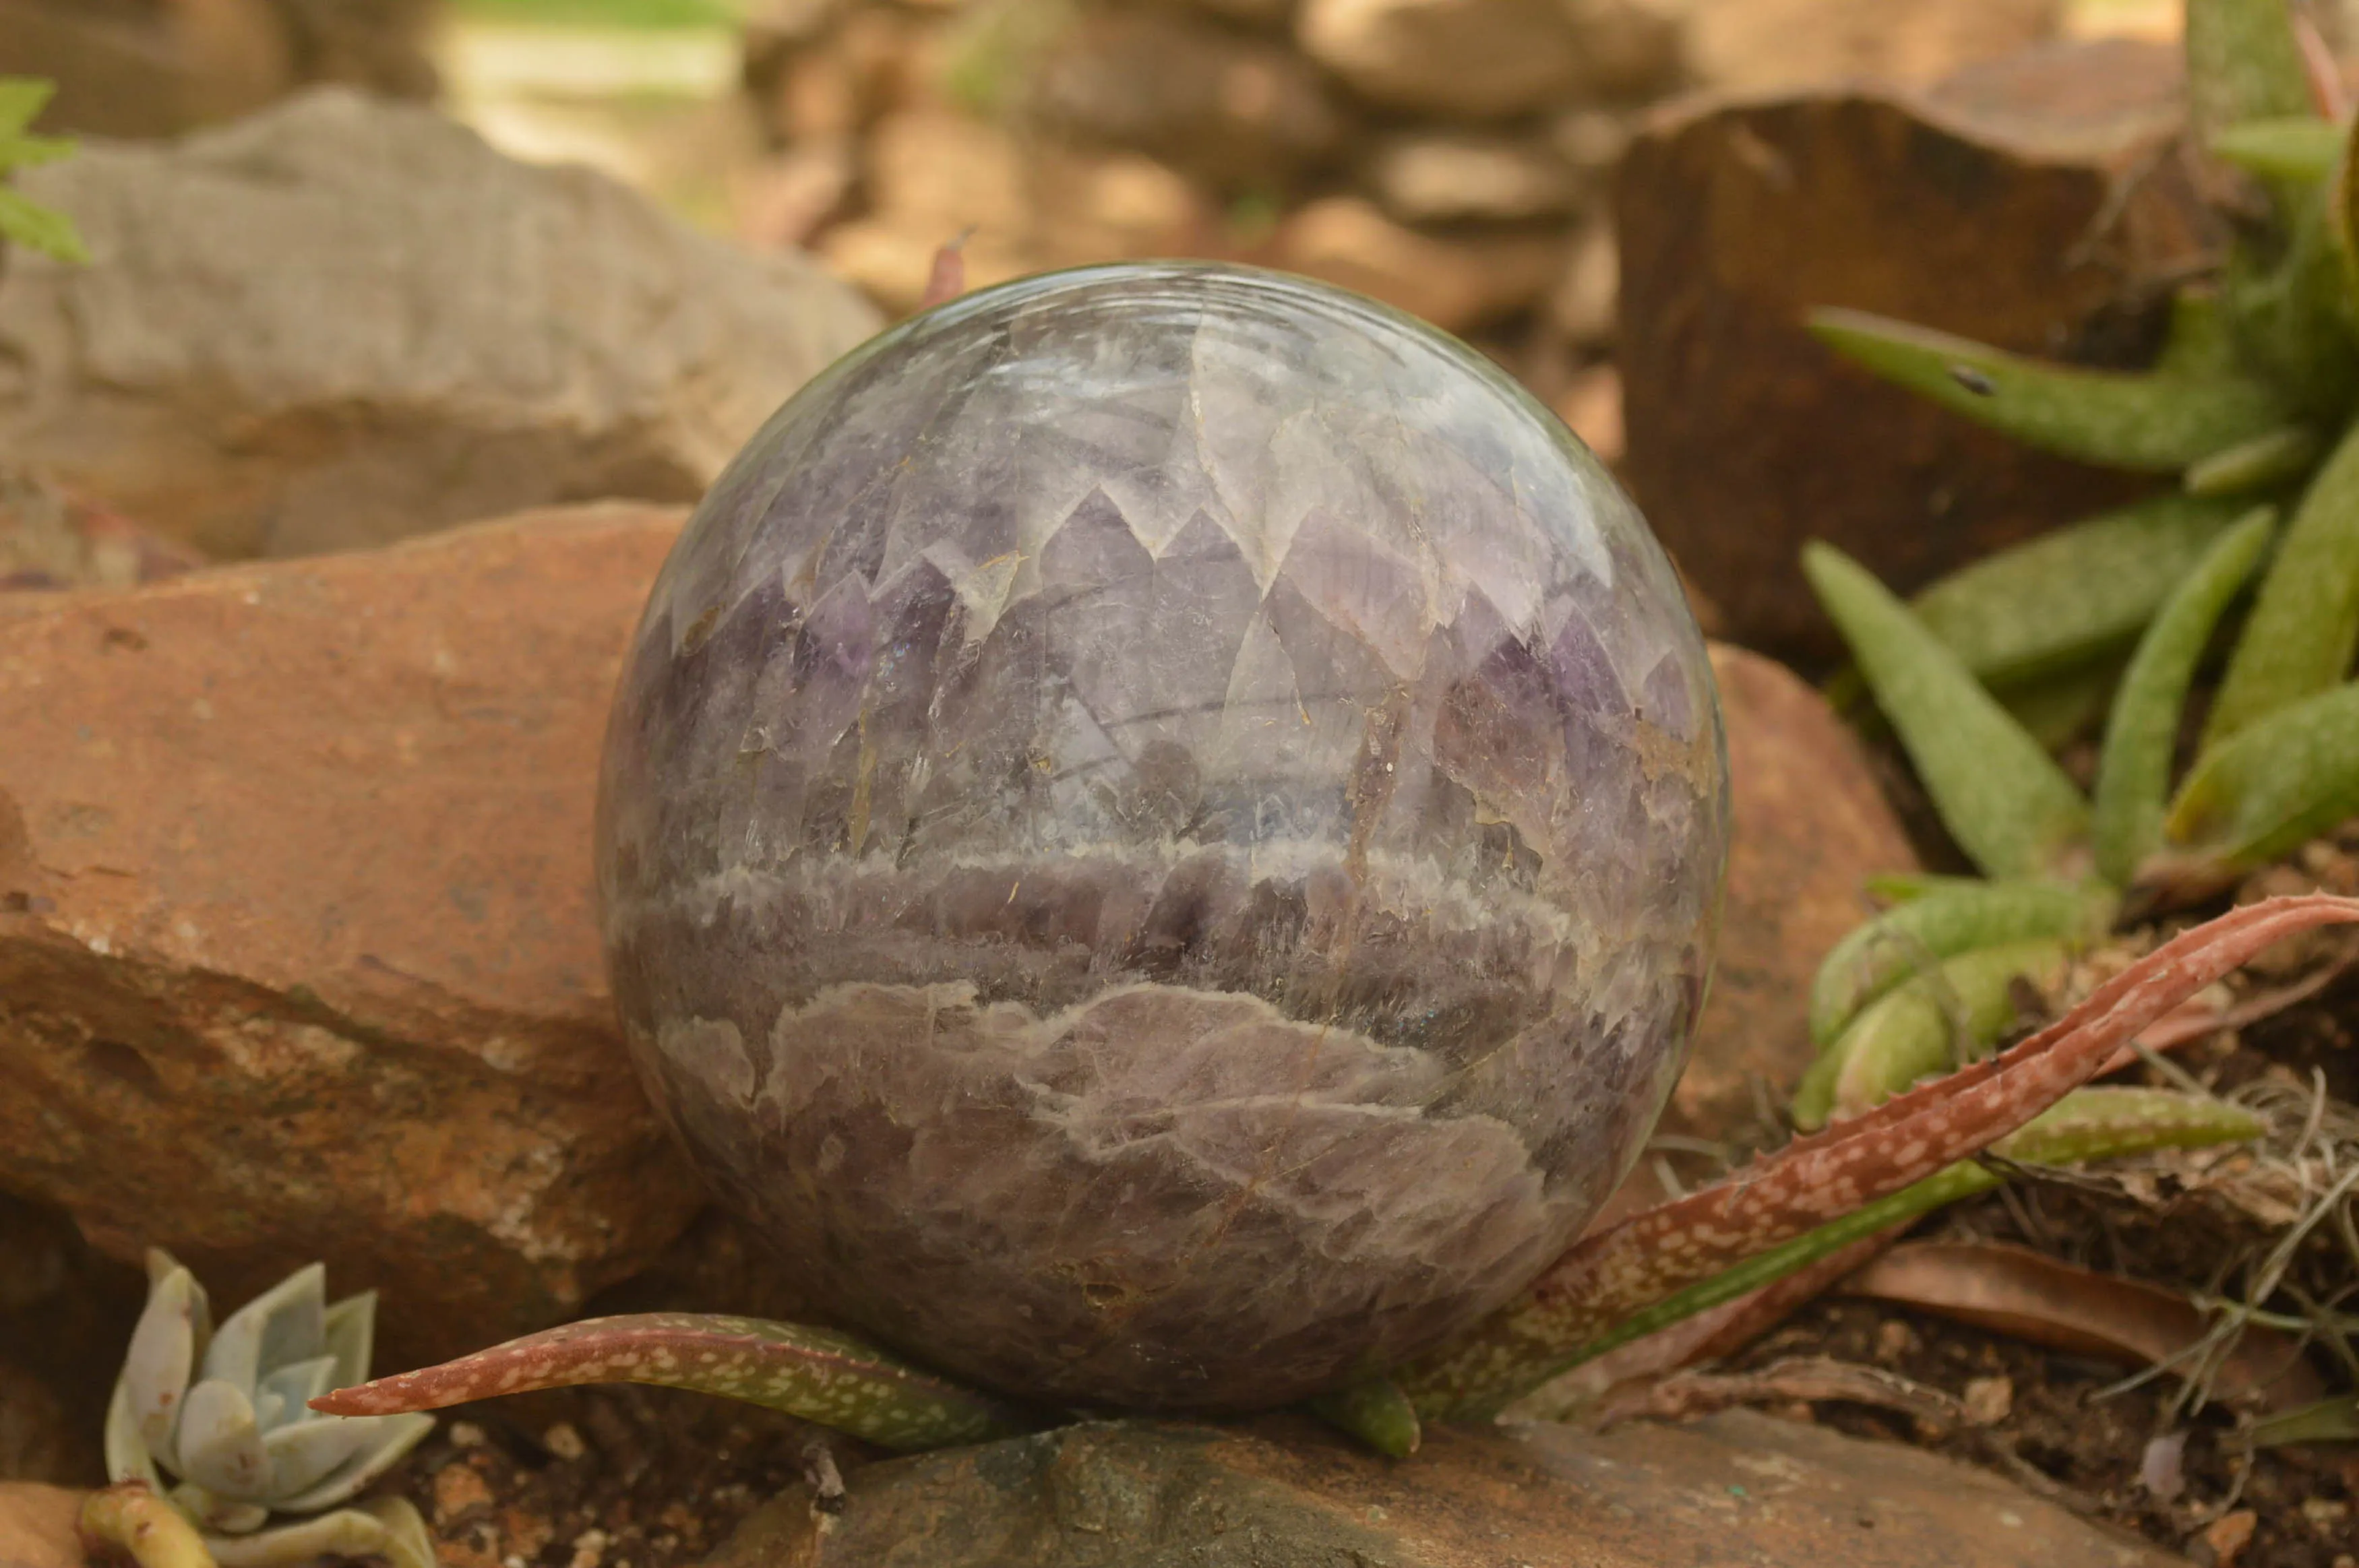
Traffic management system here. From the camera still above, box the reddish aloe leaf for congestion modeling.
[1398,894,2359,1418]
[1842,1241,2323,1412]
[1519,1226,1907,1422]
[310,1313,1032,1453]
[920,233,970,310]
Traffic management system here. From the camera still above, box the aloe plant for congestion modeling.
[100,1253,434,1568]
[1796,0,2359,1123]
[303,896,2359,1459]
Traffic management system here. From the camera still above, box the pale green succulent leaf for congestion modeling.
[319,1292,377,1393]
[175,1379,269,1502]
[270,1413,435,1515]
[201,1263,326,1396]
[261,1413,387,1502]
[255,1356,340,1433]
[121,1254,210,1474]
[104,1379,162,1490]
[207,1499,436,1568]
[1807,307,2294,472]
[168,1483,269,1535]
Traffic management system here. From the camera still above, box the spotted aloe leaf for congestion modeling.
[1908,494,2253,686]
[1808,879,2119,1047]
[1805,542,2089,880]
[2093,506,2277,886]
[312,1313,1035,1453]
[1794,937,2076,1130]
[1495,1088,2261,1402]
[1392,894,2359,1420]
[1806,309,2294,472]
[2205,418,2359,747]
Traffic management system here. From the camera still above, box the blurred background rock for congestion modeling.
[0,0,2320,465]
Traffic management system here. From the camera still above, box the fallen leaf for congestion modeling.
[1841,1241,2323,1412]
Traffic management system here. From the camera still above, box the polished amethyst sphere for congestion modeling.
[596,263,1727,1412]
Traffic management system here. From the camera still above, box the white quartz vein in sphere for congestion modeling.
[597,262,1729,1412]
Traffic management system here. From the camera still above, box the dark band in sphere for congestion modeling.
[596,262,1728,1412]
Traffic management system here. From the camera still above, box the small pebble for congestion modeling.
[450,1420,489,1449]
[1961,1376,2011,1427]
[2197,1509,2257,1568]
[545,1421,589,1461]
[1872,1319,1918,1366]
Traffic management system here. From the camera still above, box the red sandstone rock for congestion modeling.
[0,503,702,1363]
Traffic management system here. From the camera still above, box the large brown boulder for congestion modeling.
[0,90,878,561]
[0,503,704,1362]
[1618,38,2219,662]
[704,1411,2180,1567]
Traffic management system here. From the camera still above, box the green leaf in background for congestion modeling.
[2168,681,2359,871]
[2205,418,2359,747]
[2092,507,2277,886]
[2185,0,2316,138]
[1794,938,2074,1129]
[0,77,53,137]
[1804,542,2091,881]
[1307,1375,1421,1458]
[1910,495,2254,686]
[1808,308,2295,473]
[2211,116,2345,187]
[1808,879,2120,1048]
[0,185,86,263]
[2220,181,2359,418]
[2184,425,2321,495]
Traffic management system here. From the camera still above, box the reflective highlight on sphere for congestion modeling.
[596,263,1729,1412]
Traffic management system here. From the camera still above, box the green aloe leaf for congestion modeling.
[1308,1374,1421,1458]
[2253,1393,2359,1446]
[2186,0,2316,137]
[1804,542,2089,880]
[1794,938,2075,1129]
[1809,880,2118,1048]
[1911,495,2253,687]
[2222,180,2359,418]
[311,1313,1034,1453]
[2205,419,2359,747]
[2092,507,2277,886]
[2185,426,2321,496]
[1393,897,2359,1420]
[2211,116,2345,186]
[1533,1088,2264,1384]
[2167,681,2359,872]
[1807,308,2294,472]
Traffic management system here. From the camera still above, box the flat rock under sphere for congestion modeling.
[599,263,1727,1412]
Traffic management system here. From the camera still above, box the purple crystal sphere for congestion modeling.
[596,263,1727,1412]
